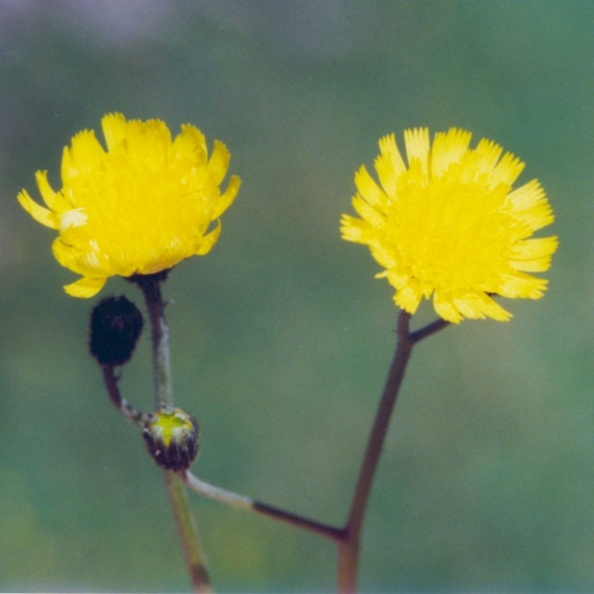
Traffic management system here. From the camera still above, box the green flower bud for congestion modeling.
[143,406,199,471]
[89,296,144,365]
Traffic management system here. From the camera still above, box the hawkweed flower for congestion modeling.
[18,113,241,298]
[341,128,558,323]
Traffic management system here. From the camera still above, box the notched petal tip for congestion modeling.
[403,127,430,170]
[431,128,472,176]
[355,165,385,207]
[177,124,207,163]
[340,214,370,243]
[101,112,128,150]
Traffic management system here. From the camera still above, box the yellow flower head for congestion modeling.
[18,113,241,297]
[341,128,558,323]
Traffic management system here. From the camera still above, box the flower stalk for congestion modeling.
[337,310,412,592]
[134,273,174,408]
[336,311,451,592]
[163,469,212,593]
[138,274,212,593]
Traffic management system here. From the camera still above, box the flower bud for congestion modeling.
[89,296,144,365]
[143,406,199,471]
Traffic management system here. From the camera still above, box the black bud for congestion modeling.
[143,406,199,471]
[89,296,144,365]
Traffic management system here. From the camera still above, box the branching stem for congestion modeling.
[99,275,449,594]
[137,273,213,594]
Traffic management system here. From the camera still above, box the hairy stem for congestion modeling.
[138,273,213,594]
[137,273,174,408]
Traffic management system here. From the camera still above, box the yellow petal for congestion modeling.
[473,138,504,177]
[212,175,241,219]
[176,124,207,164]
[453,292,511,321]
[404,128,430,175]
[101,112,128,150]
[431,128,472,177]
[340,215,369,243]
[64,277,107,298]
[490,150,525,187]
[393,281,423,315]
[497,272,548,299]
[63,130,105,184]
[208,140,231,186]
[433,293,463,324]
[195,222,221,255]
[355,165,384,207]
[507,179,554,230]
[35,170,61,211]
[17,188,58,229]
[375,134,406,192]
[510,236,558,271]
[351,195,384,229]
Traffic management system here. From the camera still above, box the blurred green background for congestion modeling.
[0,1,591,591]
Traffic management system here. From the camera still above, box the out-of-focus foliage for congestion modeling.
[1,1,592,591]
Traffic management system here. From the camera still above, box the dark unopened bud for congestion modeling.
[89,296,144,365]
[143,406,199,471]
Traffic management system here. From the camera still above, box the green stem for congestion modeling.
[137,273,213,594]
[163,470,212,593]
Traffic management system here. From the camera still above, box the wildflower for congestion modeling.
[340,128,558,323]
[18,113,240,297]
